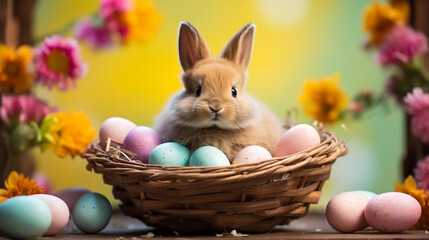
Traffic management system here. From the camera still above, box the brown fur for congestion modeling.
[154,22,284,162]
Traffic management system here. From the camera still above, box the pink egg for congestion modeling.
[54,187,90,212]
[123,126,162,163]
[31,194,70,236]
[325,192,369,233]
[274,124,321,157]
[365,192,421,233]
[233,145,272,164]
[99,117,137,148]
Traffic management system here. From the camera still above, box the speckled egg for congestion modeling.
[149,142,190,166]
[275,124,321,157]
[72,193,112,234]
[353,190,377,200]
[189,146,230,167]
[99,117,137,148]
[364,192,421,233]
[31,194,70,236]
[233,145,272,164]
[325,192,369,233]
[0,196,52,239]
[54,187,90,212]
[123,126,162,163]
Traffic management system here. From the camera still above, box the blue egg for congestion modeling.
[189,146,230,167]
[353,190,377,200]
[72,193,112,233]
[0,196,52,239]
[149,142,190,166]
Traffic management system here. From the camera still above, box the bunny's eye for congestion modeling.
[231,87,237,97]
[195,85,202,97]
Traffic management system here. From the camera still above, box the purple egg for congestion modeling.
[123,126,162,163]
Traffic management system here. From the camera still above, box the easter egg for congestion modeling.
[31,194,70,236]
[72,192,112,233]
[189,146,230,167]
[364,192,421,233]
[274,124,321,157]
[99,117,137,148]
[0,196,52,239]
[233,145,272,164]
[54,187,90,212]
[123,126,162,163]
[149,142,190,166]
[325,192,369,233]
[353,190,377,200]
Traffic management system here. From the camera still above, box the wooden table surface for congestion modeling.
[1,211,428,240]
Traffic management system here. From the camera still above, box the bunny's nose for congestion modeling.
[209,106,223,113]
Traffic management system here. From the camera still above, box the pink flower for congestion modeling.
[378,25,428,66]
[100,0,129,19]
[100,0,130,38]
[74,18,113,49]
[414,155,429,192]
[0,94,57,126]
[34,35,88,91]
[404,88,429,143]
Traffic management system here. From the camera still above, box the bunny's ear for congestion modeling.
[221,23,256,70]
[178,21,211,71]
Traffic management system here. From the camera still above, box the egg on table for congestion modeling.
[99,117,137,148]
[31,194,70,236]
[72,192,112,234]
[149,142,190,166]
[0,196,52,239]
[325,192,369,233]
[275,124,321,157]
[123,126,162,163]
[189,146,230,167]
[233,145,272,164]
[364,192,421,233]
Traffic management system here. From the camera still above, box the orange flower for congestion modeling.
[0,171,45,204]
[395,175,429,230]
[41,110,95,158]
[363,1,408,46]
[0,44,34,93]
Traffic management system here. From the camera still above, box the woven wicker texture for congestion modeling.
[82,129,348,233]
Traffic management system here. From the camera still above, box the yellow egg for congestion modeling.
[274,124,320,157]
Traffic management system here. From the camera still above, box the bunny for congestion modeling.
[154,21,285,162]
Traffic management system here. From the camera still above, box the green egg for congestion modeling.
[72,192,112,233]
[0,196,52,239]
[189,146,230,167]
[148,142,190,166]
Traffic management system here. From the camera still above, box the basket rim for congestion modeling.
[82,129,348,175]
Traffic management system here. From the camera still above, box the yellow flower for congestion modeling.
[120,0,162,44]
[0,44,33,93]
[299,73,348,124]
[0,171,45,204]
[43,110,95,158]
[363,1,408,46]
[395,175,429,230]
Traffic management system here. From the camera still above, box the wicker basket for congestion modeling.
[81,129,348,233]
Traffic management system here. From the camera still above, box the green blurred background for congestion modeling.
[32,0,402,210]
